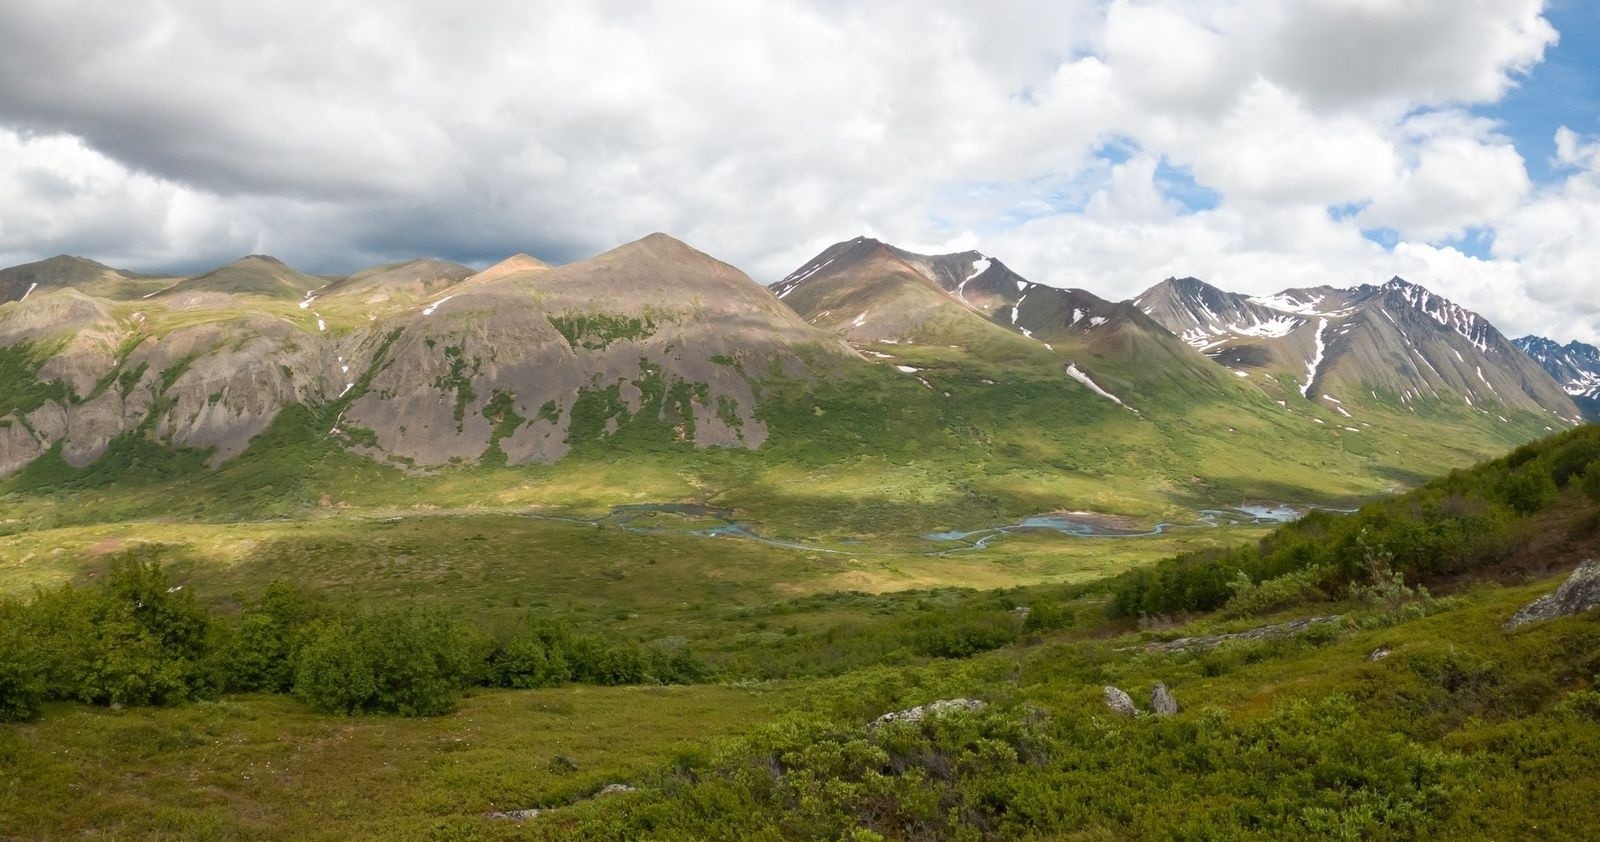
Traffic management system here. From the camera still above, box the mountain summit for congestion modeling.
[1516,335,1600,419]
[1134,275,1581,421]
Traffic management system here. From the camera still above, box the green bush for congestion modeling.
[1021,600,1073,634]
[1497,467,1557,514]
[294,607,487,716]
[0,600,46,722]
[488,619,571,689]
[1220,566,1329,618]
[222,582,323,693]
[294,620,380,715]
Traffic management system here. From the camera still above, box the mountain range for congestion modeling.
[1513,334,1600,420]
[0,234,1590,503]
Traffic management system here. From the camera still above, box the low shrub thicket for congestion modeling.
[1113,424,1600,619]
[0,558,710,722]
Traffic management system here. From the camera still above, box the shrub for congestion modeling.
[1022,601,1074,634]
[0,600,46,722]
[1497,467,1557,514]
[908,611,1016,659]
[223,582,322,693]
[1583,461,1600,505]
[58,558,215,707]
[489,632,568,689]
[294,607,487,716]
[1220,566,1329,618]
[294,620,379,715]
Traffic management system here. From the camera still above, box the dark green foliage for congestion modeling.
[547,693,1467,841]
[480,389,526,466]
[0,601,46,722]
[340,424,381,449]
[220,582,323,693]
[1497,465,1557,514]
[294,607,487,716]
[563,361,710,453]
[1584,461,1600,504]
[488,618,710,688]
[432,345,480,428]
[1113,424,1600,618]
[908,611,1017,658]
[487,619,571,689]
[1021,600,1073,634]
[0,565,713,721]
[0,341,72,418]
[548,312,657,350]
[2,557,214,711]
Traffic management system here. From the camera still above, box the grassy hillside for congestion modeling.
[0,330,1556,542]
[1,425,1597,840]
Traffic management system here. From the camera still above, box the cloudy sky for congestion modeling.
[1,0,1597,343]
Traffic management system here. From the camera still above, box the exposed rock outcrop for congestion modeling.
[871,698,986,728]
[1150,682,1178,716]
[1142,616,1343,654]
[1505,560,1600,629]
[1103,686,1137,717]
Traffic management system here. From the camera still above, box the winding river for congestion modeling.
[521,501,1338,555]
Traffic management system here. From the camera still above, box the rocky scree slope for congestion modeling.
[1134,275,1582,423]
[1516,335,1600,420]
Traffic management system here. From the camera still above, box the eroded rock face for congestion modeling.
[1505,560,1600,630]
[871,698,987,728]
[1150,682,1178,716]
[1103,686,1138,717]
[336,235,843,468]
[0,238,853,478]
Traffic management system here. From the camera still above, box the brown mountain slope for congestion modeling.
[314,258,474,302]
[155,255,326,301]
[0,255,152,302]
[333,233,854,467]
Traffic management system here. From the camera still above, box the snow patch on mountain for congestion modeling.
[1301,319,1329,398]
[956,256,991,302]
[1232,314,1301,338]
[1066,364,1126,407]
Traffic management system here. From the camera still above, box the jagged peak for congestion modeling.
[1382,275,1425,293]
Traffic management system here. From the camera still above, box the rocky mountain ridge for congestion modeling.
[1515,335,1600,419]
[1132,274,1582,423]
[0,234,1587,482]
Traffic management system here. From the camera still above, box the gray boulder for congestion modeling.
[1150,682,1178,716]
[871,698,986,728]
[1103,686,1138,717]
[1506,559,1600,630]
[485,808,541,821]
[1367,646,1392,662]
[1143,616,1341,654]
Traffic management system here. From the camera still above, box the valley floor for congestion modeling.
[4,566,1599,840]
